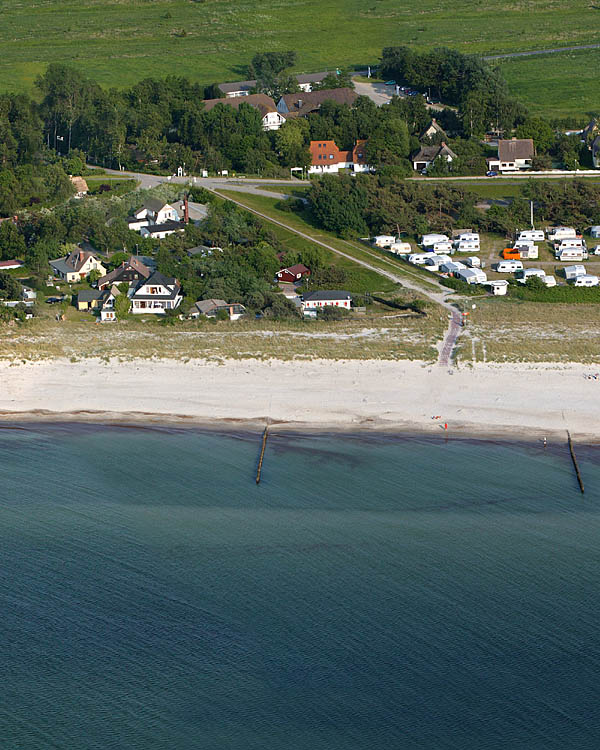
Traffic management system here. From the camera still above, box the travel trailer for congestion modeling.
[420,233,449,248]
[494,260,523,273]
[455,268,487,284]
[517,229,545,242]
[517,268,546,284]
[564,264,586,280]
[573,274,599,287]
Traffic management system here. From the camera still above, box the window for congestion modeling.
[329,154,334,160]
[318,155,322,160]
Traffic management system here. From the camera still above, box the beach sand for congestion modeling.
[0,358,598,440]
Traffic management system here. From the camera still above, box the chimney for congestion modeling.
[297,99,303,109]
[184,195,189,224]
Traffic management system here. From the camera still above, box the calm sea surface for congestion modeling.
[1,424,600,749]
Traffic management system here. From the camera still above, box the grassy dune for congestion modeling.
[2,0,599,117]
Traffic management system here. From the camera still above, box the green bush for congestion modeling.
[507,283,600,303]
[439,277,483,295]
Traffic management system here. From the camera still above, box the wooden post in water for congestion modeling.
[567,430,585,494]
[256,425,269,484]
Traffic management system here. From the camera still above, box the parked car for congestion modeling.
[486,170,498,177]
[384,80,396,86]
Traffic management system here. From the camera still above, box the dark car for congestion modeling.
[486,170,498,177]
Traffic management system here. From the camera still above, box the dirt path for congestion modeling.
[485,43,600,60]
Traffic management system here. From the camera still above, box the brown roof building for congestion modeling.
[97,256,152,290]
[277,88,358,118]
[497,138,535,162]
[201,94,285,130]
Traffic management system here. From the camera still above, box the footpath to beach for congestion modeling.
[1,358,599,441]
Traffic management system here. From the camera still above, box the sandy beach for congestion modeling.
[0,358,599,440]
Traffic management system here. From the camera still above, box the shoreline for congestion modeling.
[1,357,599,443]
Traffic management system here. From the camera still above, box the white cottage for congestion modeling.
[130,271,183,315]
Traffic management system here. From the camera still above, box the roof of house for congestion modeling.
[0,259,24,268]
[352,139,369,165]
[412,143,457,162]
[142,198,170,213]
[278,263,310,276]
[497,138,534,161]
[62,249,100,272]
[421,118,446,139]
[70,176,89,193]
[202,93,278,119]
[217,71,331,96]
[302,290,352,302]
[592,135,600,154]
[309,139,357,166]
[97,256,151,287]
[191,298,228,314]
[280,88,358,117]
[141,220,186,234]
[132,272,181,300]
[77,289,103,302]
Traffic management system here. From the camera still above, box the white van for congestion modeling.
[454,240,480,253]
[433,240,453,254]
[389,241,412,254]
[420,233,449,248]
[494,260,523,273]
[517,229,545,242]
[548,226,577,242]
[517,268,546,284]
[574,274,599,287]
[564,264,586,280]
[408,253,432,265]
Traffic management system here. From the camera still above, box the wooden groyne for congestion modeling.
[567,431,585,494]
[256,425,269,484]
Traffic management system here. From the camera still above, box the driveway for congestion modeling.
[352,79,393,106]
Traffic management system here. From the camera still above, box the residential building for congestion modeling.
[188,298,246,321]
[128,199,180,232]
[0,259,24,270]
[217,71,334,98]
[420,118,447,141]
[97,256,151,290]
[140,220,186,239]
[308,139,371,174]
[99,285,121,321]
[412,142,457,171]
[277,88,358,118]
[76,289,103,311]
[129,271,183,314]
[50,249,106,282]
[486,138,534,173]
[70,176,89,198]
[202,94,286,131]
[276,264,310,283]
[301,290,352,312]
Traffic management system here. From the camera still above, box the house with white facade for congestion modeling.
[202,94,286,131]
[308,140,372,175]
[50,249,106,283]
[301,290,352,314]
[129,271,183,315]
[128,199,180,231]
[412,142,457,171]
[486,138,534,173]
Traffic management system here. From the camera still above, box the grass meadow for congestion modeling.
[2,0,599,116]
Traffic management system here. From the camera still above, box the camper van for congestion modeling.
[373,235,396,248]
[557,248,587,262]
[573,274,599,287]
[389,241,412,254]
[454,239,480,253]
[420,233,449,248]
[494,260,523,273]
[464,256,481,268]
[547,226,577,242]
[517,268,546,284]
[408,253,432,265]
[517,230,545,242]
[455,268,487,284]
[564,264,586,280]
[424,254,452,271]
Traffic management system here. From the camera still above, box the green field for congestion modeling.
[2,0,600,118]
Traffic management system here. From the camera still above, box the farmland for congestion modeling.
[1,0,599,117]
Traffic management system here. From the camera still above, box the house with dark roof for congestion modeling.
[486,138,535,173]
[308,139,372,174]
[97,256,151,290]
[412,142,457,172]
[202,94,285,130]
[140,219,186,239]
[129,271,183,315]
[420,118,447,141]
[277,88,358,118]
[50,249,106,283]
[301,290,352,314]
[128,200,180,232]
[76,289,103,311]
[276,264,310,283]
[188,298,246,320]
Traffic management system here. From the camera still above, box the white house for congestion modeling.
[301,290,352,313]
[140,220,186,240]
[308,140,372,175]
[412,142,457,171]
[50,249,106,283]
[486,138,534,173]
[129,271,183,314]
[202,94,286,131]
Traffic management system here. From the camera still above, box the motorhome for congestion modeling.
[557,248,587,262]
[408,253,432,265]
[564,264,586,280]
[573,274,599,287]
[547,226,577,242]
[389,241,412,254]
[373,235,396,248]
[494,260,523,273]
[420,233,449,248]
[517,229,545,242]
[517,268,546,284]
[455,268,487,284]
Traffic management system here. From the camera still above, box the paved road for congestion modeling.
[485,43,600,61]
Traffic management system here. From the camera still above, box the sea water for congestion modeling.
[1,424,600,749]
